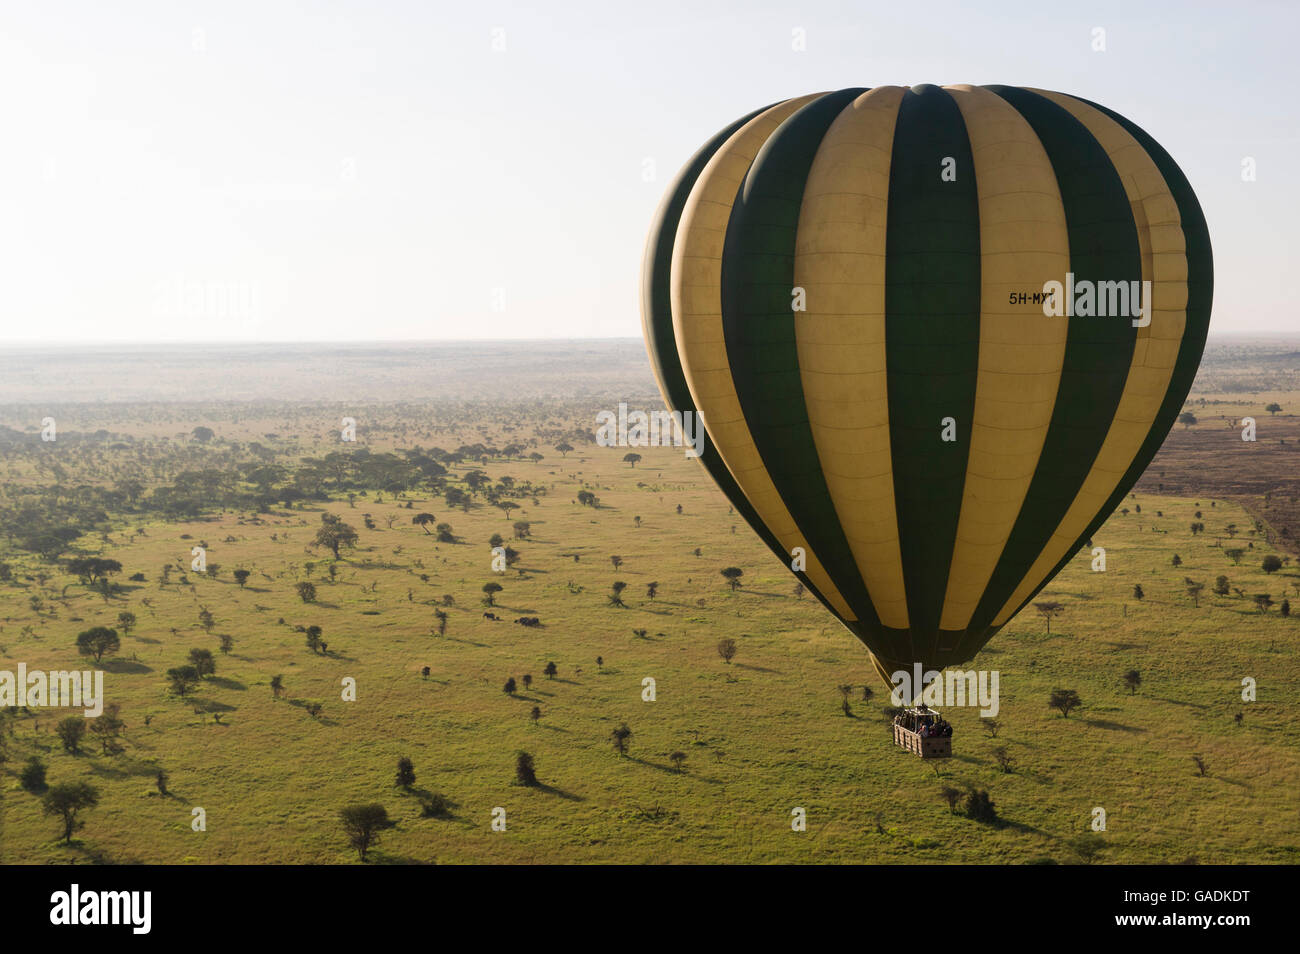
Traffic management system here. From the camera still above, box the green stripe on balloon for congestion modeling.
[883,84,982,664]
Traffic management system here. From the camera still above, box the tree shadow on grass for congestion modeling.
[196,698,237,714]
[1205,772,1252,791]
[86,761,133,781]
[205,675,246,691]
[71,841,142,865]
[999,817,1050,838]
[147,788,191,806]
[1147,694,1209,711]
[367,850,431,865]
[1080,718,1145,733]
[103,659,152,675]
[529,781,583,801]
[445,635,489,648]
[623,755,681,776]
[732,662,779,674]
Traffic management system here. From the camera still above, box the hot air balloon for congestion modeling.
[641,85,1212,690]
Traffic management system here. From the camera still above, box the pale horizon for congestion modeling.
[1,0,1295,343]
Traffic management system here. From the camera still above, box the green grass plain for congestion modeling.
[2,405,1298,864]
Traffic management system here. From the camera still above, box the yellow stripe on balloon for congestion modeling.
[670,92,858,620]
[792,86,911,629]
[938,84,1071,632]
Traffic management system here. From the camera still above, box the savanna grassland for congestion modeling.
[0,339,1298,864]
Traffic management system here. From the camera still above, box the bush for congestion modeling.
[395,756,415,789]
[420,793,453,818]
[515,751,538,786]
[56,716,87,754]
[20,756,47,791]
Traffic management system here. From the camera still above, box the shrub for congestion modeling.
[515,751,538,786]
[20,756,47,791]
[420,793,453,818]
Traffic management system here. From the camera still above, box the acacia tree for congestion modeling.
[87,703,126,755]
[315,515,359,560]
[717,637,738,664]
[76,627,120,663]
[412,513,437,534]
[189,647,216,678]
[296,581,317,603]
[1122,670,1142,695]
[482,582,503,606]
[1034,601,1064,634]
[608,581,628,607]
[720,567,744,592]
[166,665,199,697]
[1048,688,1082,718]
[232,569,250,588]
[57,716,86,754]
[42,782,100,844]
[339,804,391,861]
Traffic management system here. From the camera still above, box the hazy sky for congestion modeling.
[1,0,1294,342]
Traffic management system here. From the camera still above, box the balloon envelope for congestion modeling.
[641,85,1212,684]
